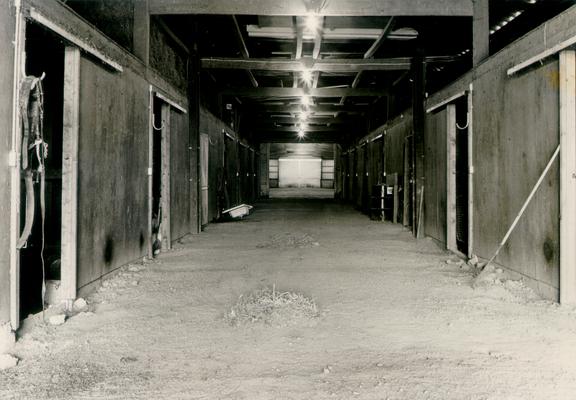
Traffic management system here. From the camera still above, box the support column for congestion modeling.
[8,2,26,331]
[472,0,489,66]
[411,54,426,237]
[188,20,201,234]
[133,0,150,65]
[446,104,457,252]
[259,143,270,198]
[61,46,81,305]
[560,50,576,305]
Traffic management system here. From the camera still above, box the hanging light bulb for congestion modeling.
[301,69,313,86]
[305,15,320,32]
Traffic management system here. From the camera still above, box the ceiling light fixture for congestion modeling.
[297,123,306,138]
[301,69,313,86]
[305,15,321,32]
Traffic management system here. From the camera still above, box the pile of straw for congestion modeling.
[226,285,319,326]
[256,233,319,249]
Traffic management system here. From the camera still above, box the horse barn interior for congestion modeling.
[2,0,576,398]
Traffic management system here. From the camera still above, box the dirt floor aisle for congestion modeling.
[2,198,576,399]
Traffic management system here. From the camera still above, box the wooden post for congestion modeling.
[467,85,474,258]
[133,0,150,65]
[411,54,426,237]
[161,104,171,249]
[392,173,399,223]
[472,0,489,66]
[446,104,457,251]
[188,20,201,234]
[9,8,26,330]
[61,46,81,305]
[403,140,410,227]
[560,50,576,305]
[259,143,269,198]
[147,87,154,258]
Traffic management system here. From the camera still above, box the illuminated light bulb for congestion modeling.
[297,129,306,139]
[301,95,311,106]
[301,69,313,85]
[299,111,309,121]
[305,15,320,32]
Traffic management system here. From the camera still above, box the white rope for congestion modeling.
[152,113,164,130]
[456,112,470,130]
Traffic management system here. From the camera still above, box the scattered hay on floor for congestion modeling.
[256,233,320,249]
[225,285,320,326]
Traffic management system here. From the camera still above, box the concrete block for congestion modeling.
[0,354,18,370]
[72,298,88,312]
[48,314,66,326]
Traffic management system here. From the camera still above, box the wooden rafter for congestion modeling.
[231,15,258,87]
[340,17,395,105]
[202,57,412,72]
[220,87,388,97]
[149,0,474,17]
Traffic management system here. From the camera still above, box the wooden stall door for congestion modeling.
[200,133,209,227]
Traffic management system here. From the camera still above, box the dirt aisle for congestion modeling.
[2,198,576,400]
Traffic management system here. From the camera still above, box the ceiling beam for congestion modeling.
[257,136,341,143]
[364,18,395,59]
[221,87,388,97]
[312,17,324,60]
[149,0,473,16]
[253,116,355,124]
[242,104,367,113]
[251,125,354,133]
[202,57,411,72]
[231,15,258,88]
[340,17,395,105]
[293,16,303,88]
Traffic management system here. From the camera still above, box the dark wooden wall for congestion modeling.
[473,60,560,297]
[77,58,150,289]
[423,6,576,299]
[339,114,412,220]
[200,108,258,223]
[170,108,191,241]
[424,108,448,244]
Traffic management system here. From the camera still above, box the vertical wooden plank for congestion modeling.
[188,20,201,234]
[161,103,171,249]
[403,140,410,227]
[560,50,576,305]
[411,54,426,237]
[200,133,209,226]
[473,0,489,66]
[133,0,150,65]
[147,86,153,258]
[9,9,25,330]
[392,173,399,223]
[446,104,457,252]
[467,86,474,258]
[61,46,81,304]
[259,143,269,197]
